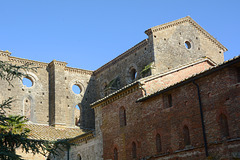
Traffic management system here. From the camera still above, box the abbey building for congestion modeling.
[0,16,239,160]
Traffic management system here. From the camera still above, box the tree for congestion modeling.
[0,60,68,160]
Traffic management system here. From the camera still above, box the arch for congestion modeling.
[183,125,191,146]
[219,113,229,138]
[23,96,35,122]
[130,67,137,81]
[74,104,81,126]
[126,63,138,83]
[77,154,82,160]
[119,106,126,127]
[156,133,162,153]
[114,147,118,160]
[132,141,137,158]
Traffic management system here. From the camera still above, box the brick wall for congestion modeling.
[100,63,240,160]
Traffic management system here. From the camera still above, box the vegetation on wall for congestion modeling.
[140,62,153,77]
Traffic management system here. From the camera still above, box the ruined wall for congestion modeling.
[93,39,154,99]
[0,51,94,128]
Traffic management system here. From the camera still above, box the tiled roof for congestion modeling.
[137,55,240,102]
[91,57,216,108]
[25,124,87,141]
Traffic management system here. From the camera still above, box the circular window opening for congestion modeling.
[130,68,137,81]
[75,105,80,110]
[72,84,81,94]
[22,77,33,87]
[185,41,191,49]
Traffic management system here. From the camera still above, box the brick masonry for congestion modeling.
[1,16,237,160]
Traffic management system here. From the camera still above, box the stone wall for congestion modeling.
[0,51,94,128]
[146,16,227,74]
[93,39,154,99]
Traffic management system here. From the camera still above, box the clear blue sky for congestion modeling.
[0,0,239,70]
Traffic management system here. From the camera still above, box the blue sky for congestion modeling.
[0,0,239,70]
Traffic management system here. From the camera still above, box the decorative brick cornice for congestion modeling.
[8,56,48,68]
[145,16,227,52]
[65,67,93,75]
[94,39,148,75]
[0,50,11,57]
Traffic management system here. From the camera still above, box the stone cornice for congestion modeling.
[65,67,93,75]
[48,59,67,68]
[0,50,11,57]
[140,57,216,83]
[69,132,94,144]
[145,16,227,52]
[94,39,148,75]
[91,82,139,109]
[8,56,48,68]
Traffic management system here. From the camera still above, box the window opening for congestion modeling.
[114,148,118,160]
[185,41,191,49]
[75,105,80,126]
[156,134,162,153]
[77,154,81,160]
[237,67,240,83]
[132,142,137,158]
[219,114,229,138]
[72,84,81,94]
[130,68,137,81]
[183,125,191,146]
[119,107,127,127]
[22,77,33,87]
[168,94,172,107]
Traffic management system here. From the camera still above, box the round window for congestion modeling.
[185,41,191,49]
[22,77,33,87]
[72,84,82,94]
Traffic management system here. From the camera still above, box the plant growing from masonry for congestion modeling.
[0,60,69,160]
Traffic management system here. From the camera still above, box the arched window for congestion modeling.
[119,107,126,127]
[130,68,137,81]
[219,114,229,138]
[114,148,118,160]
[132,142,137,158]
[77,154,81,160]
[183,125,191,146]
[156,133,162,153]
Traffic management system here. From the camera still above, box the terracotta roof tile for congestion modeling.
[25,124,86,141]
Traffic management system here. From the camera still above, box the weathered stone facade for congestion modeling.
[1,16,239,160]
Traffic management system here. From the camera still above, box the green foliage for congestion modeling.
[140,62,153,77]
[0,60,37,86]
[0,60,69,160]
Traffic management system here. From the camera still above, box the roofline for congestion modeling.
[140,57,216,83]
[137,55,240,102]
[91,81,140,108]
[93,39,148,75]
[67,130,94,143]
[145,16,227,52]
